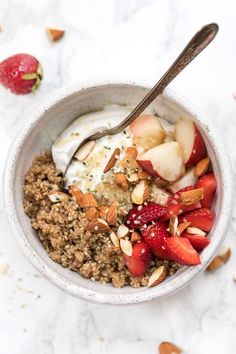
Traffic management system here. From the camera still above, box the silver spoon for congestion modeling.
[63,23,218,181]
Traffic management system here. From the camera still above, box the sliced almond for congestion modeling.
[206,256,224,272]
[69,185,84,205]
[186,227,206,236]
[110,232,120,248]
[127,172,139,184]
[86,207,99,221]
[103,148,120,173]
[138,170,151,180]
[106,201,117,225]
[219,246,231,263]
[159,341,182,354]
[48,191,69,202]
[80,193,98,207]
[131,180,149,205]
[86,218,110,234]
[99,205,109,220]
[114,172,129,191]
[147,266,167,288]
[46,28,65,42]
[177,221,191,236]
[120,239,133,256]
[169,216,178,236]
[195,157,210,177]
[131,231,142,243]
[117,224,130,239]
[180,187,204,205]
[126,146,138,159]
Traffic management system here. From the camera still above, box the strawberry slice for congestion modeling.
[123,241,152,277]
[141,221,170,259]
[164,186,201,220]
[165,237,201,265]
[125,202,167,230]
[182,233,210,252]
[179,208,214,232]
[195,173,217,208]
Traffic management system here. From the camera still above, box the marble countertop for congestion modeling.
[0,1,236,353]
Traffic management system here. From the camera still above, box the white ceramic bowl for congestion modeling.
[4,80,233,305]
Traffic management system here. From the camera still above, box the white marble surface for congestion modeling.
[0,0,236,353]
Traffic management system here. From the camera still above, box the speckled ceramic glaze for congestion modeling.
[3,80,233,305]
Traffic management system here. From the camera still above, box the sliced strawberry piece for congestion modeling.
[179,208,214,232]
[141,222,170,259]
[195,173,217,208]
[123,241,152,277]
[163,186,201,220]
[125,202,167,230]
[182,233,210,252]
[165,237,201,265]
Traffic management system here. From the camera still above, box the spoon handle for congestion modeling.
[110,23,218,134]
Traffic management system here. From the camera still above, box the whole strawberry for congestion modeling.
[0,53,43,94]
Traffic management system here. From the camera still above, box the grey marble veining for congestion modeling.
[0,0,236,353]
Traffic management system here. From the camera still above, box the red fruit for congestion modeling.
[165,237,201,265]
[0,53,43,94]
[126,202,167,230]
[164,186,201,220]
[124,241,152,277]
[179,208,214,232]
[141,222,170,259]
[195,173,217,208]
[182,233,210,252]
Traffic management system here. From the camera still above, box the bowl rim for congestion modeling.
[3,78,233,304]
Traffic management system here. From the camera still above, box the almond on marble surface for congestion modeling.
[147,266,166,288]
[218,246,231,263]
[159,341,182,354]
[206,256,224,272]
[46,28,65,42]
[103,148,120,173]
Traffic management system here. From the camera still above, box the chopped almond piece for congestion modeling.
[195,157,210,177]
[120,239,133,256]
[103,148,120,173]
[80,193,98,207]
[131,231,142,243]
[186,227,206,236]
[219,246,231,263]
[159,341,182,354]
[126,146,138,159]
[86,207,99,221]
[131,180,149,205]
[114,172,129,191]
[147,266,166,288]
[120,147,139,169]
[169,216,178,236]
[86,218,110,234]
[106,201,117,225]
[99,205,109,220]
[46,28,65,42]
[207,246,231,272]
[110,232,120,248]
[180,187,204,205]
[126,172,139,184]
[69,185,84,205]
[48,191,69,202]
[117,224,129,239]
[138,170,151,180]
[177,221,191,236]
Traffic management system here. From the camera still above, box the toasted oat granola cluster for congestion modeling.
[23,151,181,288]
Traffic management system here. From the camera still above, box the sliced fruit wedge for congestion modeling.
[175,118,206,166]
[130,114,165,150]
[123,241,152,277]
[165,236,201,265]
[179,208,214,232]
[182,233,210,252]
[141,222,170,259]
[195,172,217,208]
[137,141,185,182]
[169,168,197,194]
